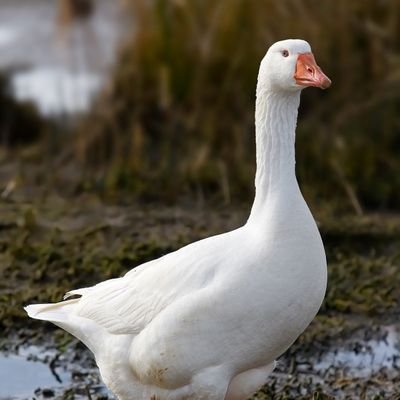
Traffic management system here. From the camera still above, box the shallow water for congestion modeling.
[0,347,70,399]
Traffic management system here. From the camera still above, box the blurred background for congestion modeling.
[1,0,399,212]
[1,1,400,399]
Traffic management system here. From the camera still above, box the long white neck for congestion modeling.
[248,87,301,221]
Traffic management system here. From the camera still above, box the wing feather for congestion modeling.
[72,238,223,335]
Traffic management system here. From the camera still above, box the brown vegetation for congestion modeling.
[74,0,400,211]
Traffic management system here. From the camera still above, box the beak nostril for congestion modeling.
[307,67,313,74]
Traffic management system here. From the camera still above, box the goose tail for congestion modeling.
[25,299,79,322]
[25,299,101,354]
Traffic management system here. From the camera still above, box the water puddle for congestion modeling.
[0,346,70,399]
[0,343,111,400]
[314,325,400,378]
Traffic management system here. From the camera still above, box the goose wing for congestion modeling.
[72,236,224,335]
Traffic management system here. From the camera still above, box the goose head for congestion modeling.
[258,39,331,92]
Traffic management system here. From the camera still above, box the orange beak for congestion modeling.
[294,52,331,89]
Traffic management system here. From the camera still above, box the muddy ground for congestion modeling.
[1,193,400,399]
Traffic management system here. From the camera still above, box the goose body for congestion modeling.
[26,39,330,400]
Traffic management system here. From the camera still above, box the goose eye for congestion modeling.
[282,50,289,57]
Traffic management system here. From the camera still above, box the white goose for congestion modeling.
[26,39,330,400]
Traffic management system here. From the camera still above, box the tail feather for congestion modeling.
[25,299,79,322]
[25,299,102,354]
